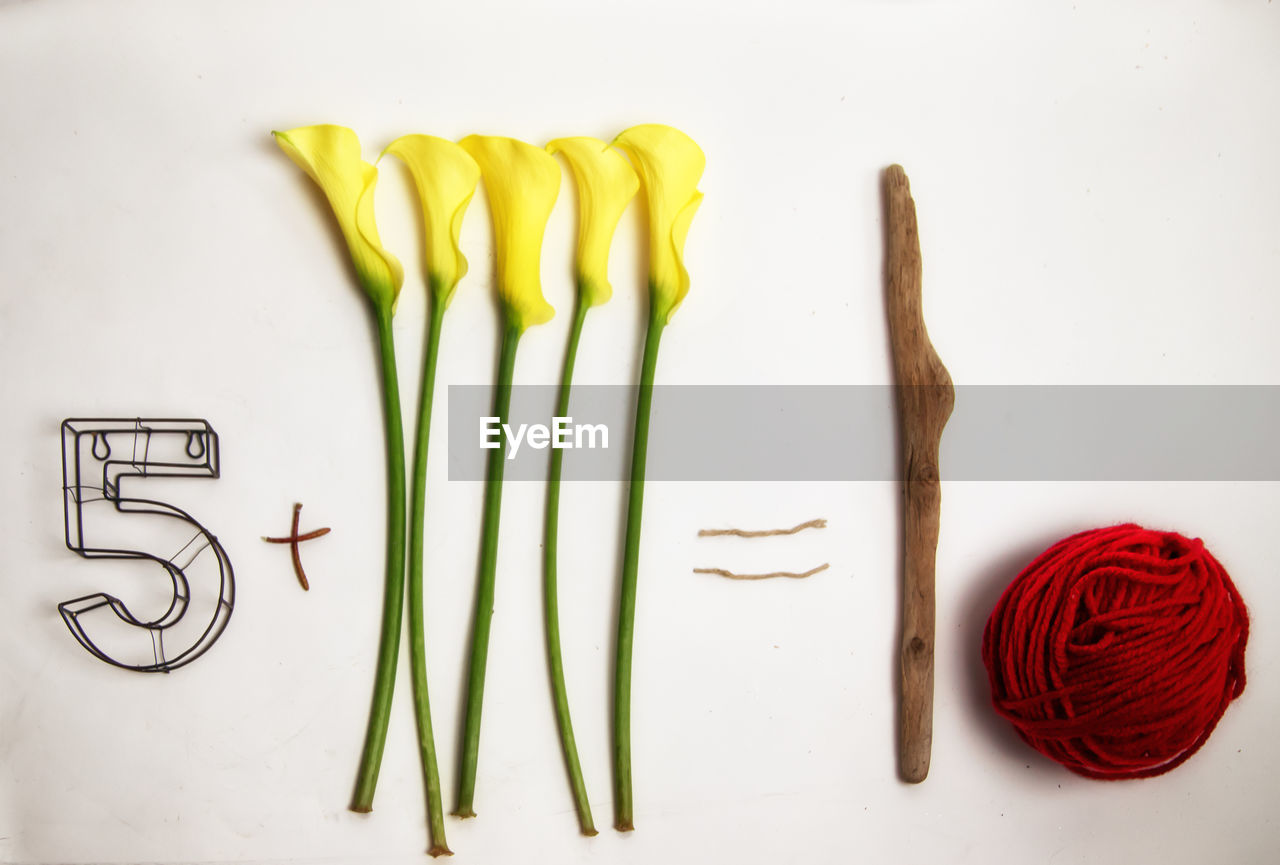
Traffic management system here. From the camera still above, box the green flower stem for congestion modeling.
[454,320,522,818]
[544,295,597,836]
[408,297,451,856]
[350,304,408,814]
[613,307,665,832]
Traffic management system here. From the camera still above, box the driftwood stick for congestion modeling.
[884,165,954,783]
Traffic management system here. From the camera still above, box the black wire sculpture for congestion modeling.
[60,418,235,672]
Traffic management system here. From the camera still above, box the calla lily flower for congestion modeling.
[384,135,481,306]
[453,134,561,819]
[458,135,559,333]
[273,124,404,313]
[546,136,640,307]
[537,135,639,836]
[381,133,482,858]
[609,123,705,832]
[272,124,411,822]
[612,124,705,325]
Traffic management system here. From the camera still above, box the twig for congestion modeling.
[693,563,829,581]
[697,518,827,538]
[261,502,332,591]
[262,528,332,543]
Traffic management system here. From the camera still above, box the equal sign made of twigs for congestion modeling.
[694,518,828,580]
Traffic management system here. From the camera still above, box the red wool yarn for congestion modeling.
[981,524,1248,779]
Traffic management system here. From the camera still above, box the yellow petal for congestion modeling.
[612,124,705,325]
[383,135,481,308]
[458,135,559,333]
[546,136,639,308]
[272,124,403,313]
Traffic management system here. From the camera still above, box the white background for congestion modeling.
[2,1,1278,863]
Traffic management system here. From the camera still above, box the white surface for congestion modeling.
[2,1,1278,863]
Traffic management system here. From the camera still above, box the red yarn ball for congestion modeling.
[981,524,1248,779]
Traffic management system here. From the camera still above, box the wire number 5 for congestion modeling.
[60,418,235,672]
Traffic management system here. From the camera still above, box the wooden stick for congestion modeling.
[884,165,953,783]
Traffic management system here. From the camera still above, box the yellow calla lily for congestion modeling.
[378,135,479,857]
[272,124,404,313]
[273,123,419,838]
[612,124,705,325]
[546,136,639,307]
[535,135,638,836]
[452,133,562,820]
[608,123,705,833]
[383,135,480,307]
[458,135,559,333]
